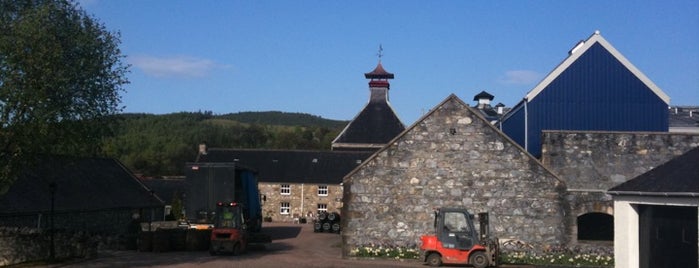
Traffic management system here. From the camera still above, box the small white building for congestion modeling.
[608,147,699,268]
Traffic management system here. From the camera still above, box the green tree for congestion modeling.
[0,0,128,192]
[170,192,184,220]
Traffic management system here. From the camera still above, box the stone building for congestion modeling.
[194,148,370,222]
[246,61,405,221]
[541,131,699,245]
[497,31,697,249]
[340,94,699,256]
[185,61,406,222]
[342,94,567,254]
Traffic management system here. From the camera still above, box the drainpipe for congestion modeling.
[524,97,528,152]
[301,183,304,216]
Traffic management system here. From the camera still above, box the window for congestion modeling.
[318,185,328,196]
[280,202,290,215]
[280,184,290,195]
[444,212,471,233]
[577,212,613,241]
[317,203,327,214]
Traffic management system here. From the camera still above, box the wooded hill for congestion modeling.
[101,111,348,177]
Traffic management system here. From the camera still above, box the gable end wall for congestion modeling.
[503,43,669,158]
[342,97,567,256]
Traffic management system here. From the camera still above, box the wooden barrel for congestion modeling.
[327,212,341,222]
[152,229,172,252]
[186,229,211,251]
[331,222,341,233]
[171,229,187,251]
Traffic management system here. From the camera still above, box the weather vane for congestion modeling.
[377,44,383,61]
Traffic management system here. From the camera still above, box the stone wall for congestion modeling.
[0,207,163,235]
[541,131,699,244]
[0,227,98,266]
[541,131,699,190]
[342,95,567,256]
[259,182,343,222]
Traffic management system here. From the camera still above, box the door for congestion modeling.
[639,205,697,268]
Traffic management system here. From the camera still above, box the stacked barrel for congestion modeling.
[313,212,341,233]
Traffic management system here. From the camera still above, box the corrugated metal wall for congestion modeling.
[502,43,669,158]
[501,102,526,149]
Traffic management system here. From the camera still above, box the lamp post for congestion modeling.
[49,182,56,261]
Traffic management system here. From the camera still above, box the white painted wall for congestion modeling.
[614,200,639,268]
[669,127,699,133]
[613,195,699,268]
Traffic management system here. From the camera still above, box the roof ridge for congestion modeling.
[524,31,670,104]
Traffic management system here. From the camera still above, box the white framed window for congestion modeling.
[280,202,290,215]
[317,185,328,196]
[280,184,291,195]
[317,203,327,214]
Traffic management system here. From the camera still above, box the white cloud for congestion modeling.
[129,55,224,78]
[498,70,542,85]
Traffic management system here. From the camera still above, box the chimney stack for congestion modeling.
[198,143,208,155]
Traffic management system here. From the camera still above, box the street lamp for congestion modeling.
[49,182,56,261]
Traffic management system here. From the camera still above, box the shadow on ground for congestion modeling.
[262,226,302,240]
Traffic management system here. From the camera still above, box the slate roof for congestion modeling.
[473,91,494,101]
[196,149,373,184]
[364,62,394,79]
[332,100,406,148]
[472,91,502,122]
[608,146,699,196]
[141,178,186,204]
[0,156,164,215]
[332,62,405,151]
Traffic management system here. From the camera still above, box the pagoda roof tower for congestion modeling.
[332,58,405,151]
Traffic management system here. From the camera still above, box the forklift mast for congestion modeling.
[478,212,489,242]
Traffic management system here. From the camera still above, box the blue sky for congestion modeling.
[79,1,699,124]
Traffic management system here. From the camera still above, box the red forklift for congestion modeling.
[209,202,249,255]
[420,208,499,267]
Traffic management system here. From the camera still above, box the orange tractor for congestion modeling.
[420,208,498,267]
